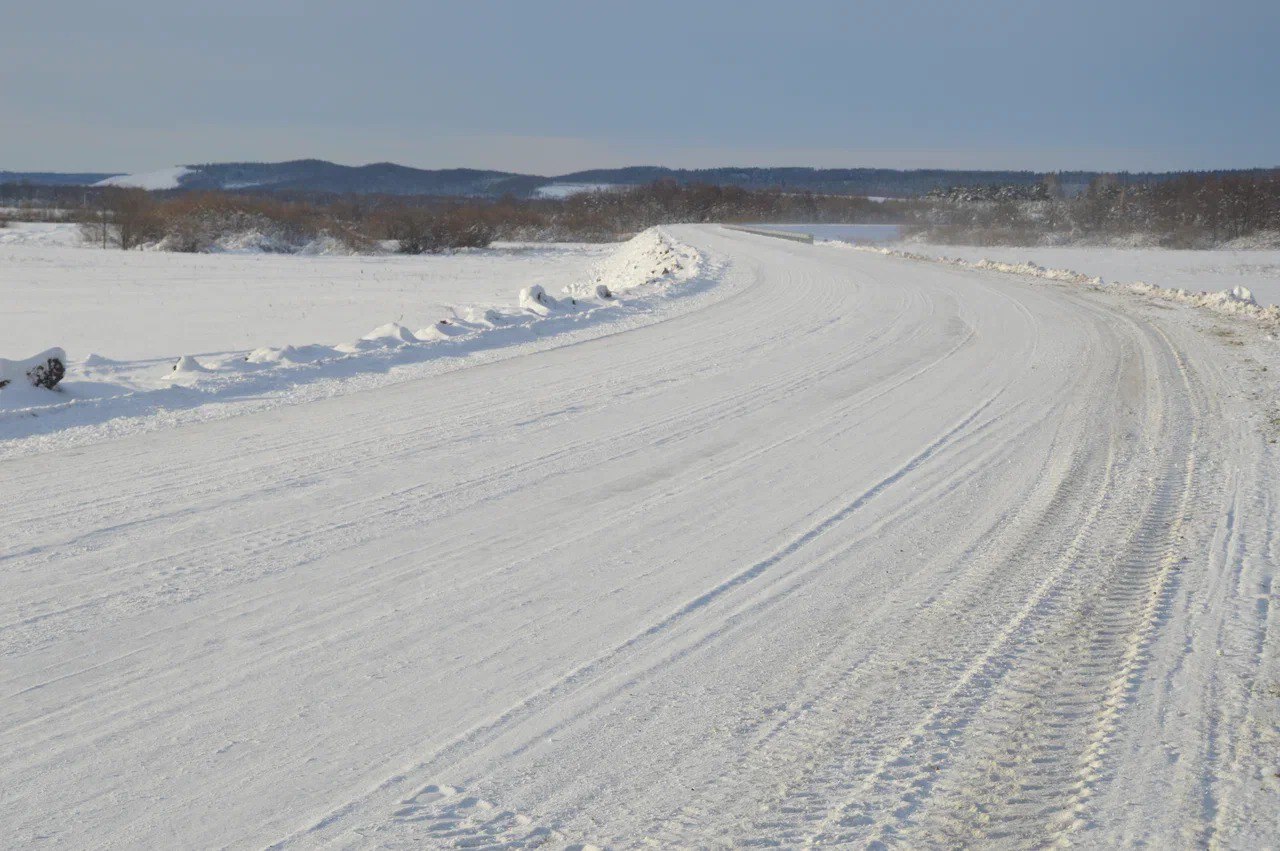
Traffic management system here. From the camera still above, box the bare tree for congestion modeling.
[104,187,164,249]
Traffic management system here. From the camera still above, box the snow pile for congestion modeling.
[94,166,193,190]
[969,258,1101,284]
[0,347,67,390]
[165,355,214,384]
[361,323,423,345]
[414,319,472,342]
[568,227,700,299]
[1126,281,1280,322]
[850,244,1102,286]
[518,284,559,315]
[846,243,1280,326]
[0,347,68,409]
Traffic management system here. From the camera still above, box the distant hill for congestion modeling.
[173,160,547,197]
[2,160,1275,199]
[1,160,545,197]
[0,171,119,187]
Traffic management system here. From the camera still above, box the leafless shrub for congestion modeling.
[105,188,166,249]
[383,206,496,253]
[150,193,373,253]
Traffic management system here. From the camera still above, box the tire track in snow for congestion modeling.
[268,392,1003,849]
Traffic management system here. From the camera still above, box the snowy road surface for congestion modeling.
[3,226,1278,848]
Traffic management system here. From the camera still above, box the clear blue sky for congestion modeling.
[4,0,1277,174]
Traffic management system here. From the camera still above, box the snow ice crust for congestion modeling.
[0,229,703,447]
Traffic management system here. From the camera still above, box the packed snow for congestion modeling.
[93,166,193,190]
[2,225,1277,848]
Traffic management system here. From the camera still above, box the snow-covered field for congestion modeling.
[1,226,611,358]
[0,227,705,455]
[2,225,1278,848]
[904,241,1280,307]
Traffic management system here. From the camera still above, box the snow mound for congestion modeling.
[567,227,700,299]
[165,356,214,382]
[362,323,422,344]
[95,166,192,190]
[0,347,68,390]
[245,344,335,365]
[414,320,472,341]
[1128,281,1279,321]
[519,284,559,315]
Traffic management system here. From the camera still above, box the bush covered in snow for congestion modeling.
[154,193,373,254]
[0,347,67,391]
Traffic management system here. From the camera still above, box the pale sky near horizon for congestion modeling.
[3,0,1277,175]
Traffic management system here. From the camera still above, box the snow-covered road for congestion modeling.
[3,226,1277,848]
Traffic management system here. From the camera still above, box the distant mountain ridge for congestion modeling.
[175,160,548,197]
[0,171,118,187]
[2,160,1274,198]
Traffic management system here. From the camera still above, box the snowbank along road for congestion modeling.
[2,225,1278,848]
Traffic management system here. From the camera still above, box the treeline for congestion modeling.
[534,182,899,241]
[76,189,375,252]
[8,181,903,253]
[909,171,1280,247]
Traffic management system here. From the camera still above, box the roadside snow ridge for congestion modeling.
[0,228,704,445]
[849,243,1280,325]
